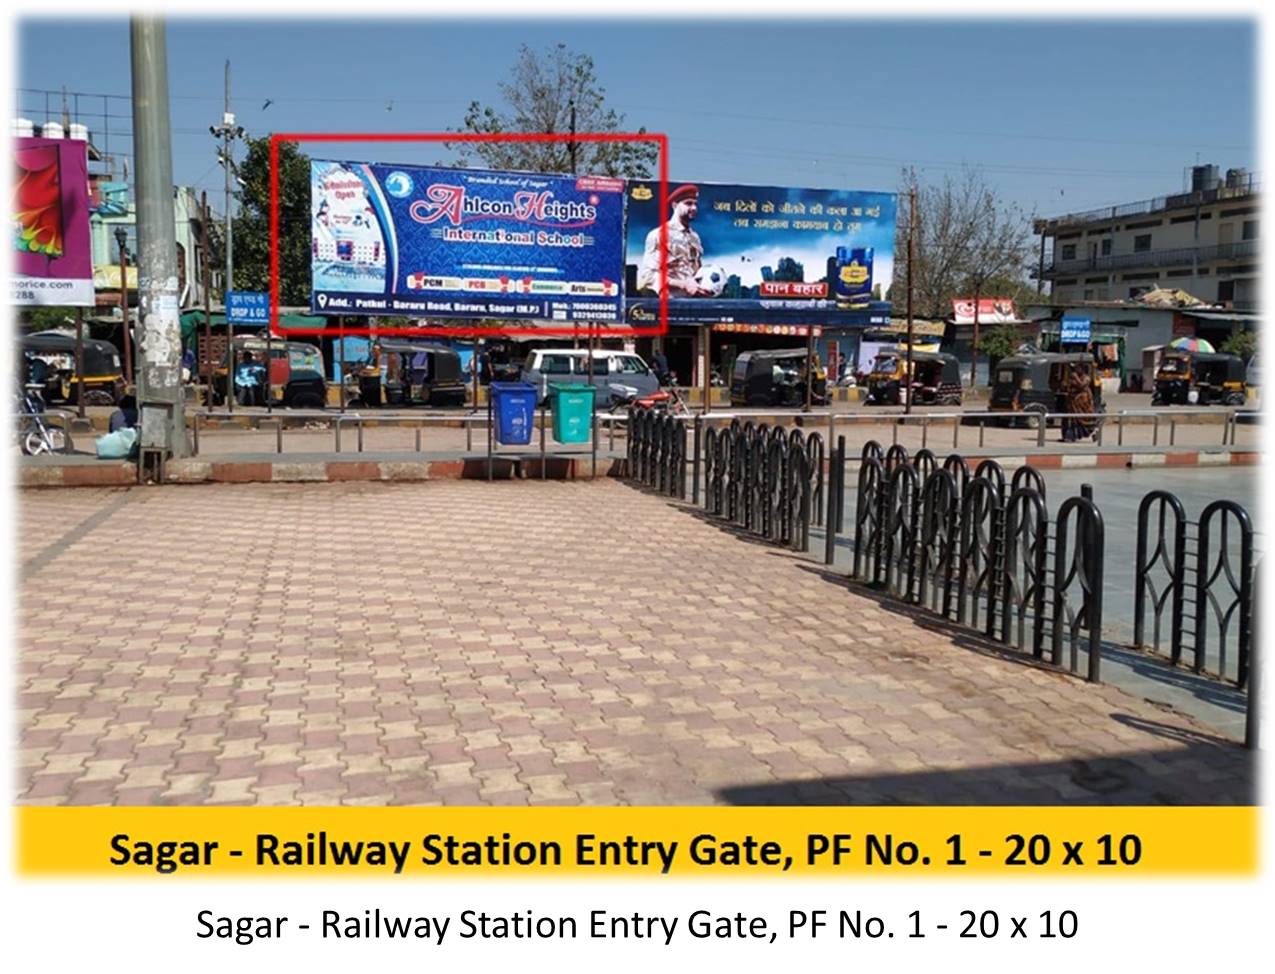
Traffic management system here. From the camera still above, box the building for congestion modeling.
[90,182,214,313]
[1034,164,1259,309]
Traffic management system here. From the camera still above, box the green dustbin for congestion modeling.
[548,383,595,444]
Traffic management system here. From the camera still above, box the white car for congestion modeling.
[520,349,660,406]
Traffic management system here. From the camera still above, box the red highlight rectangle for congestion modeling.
[269,132,668,339]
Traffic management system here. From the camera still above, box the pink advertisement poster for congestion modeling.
[12,135,94,306]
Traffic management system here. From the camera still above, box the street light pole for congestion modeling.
[905,185,916,415]
[210,60,243,412]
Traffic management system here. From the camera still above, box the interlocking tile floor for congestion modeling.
[15,480,1253,805]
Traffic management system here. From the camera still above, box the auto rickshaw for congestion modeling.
[20,330,125,406]
[377,340,467,407]
[865,349,962,406]
[729,349,828,407]
[989,352,1104,425]
[214,337,327,409]
[1151,351,1247,406]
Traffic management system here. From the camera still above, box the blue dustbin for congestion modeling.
[490,381,538,445]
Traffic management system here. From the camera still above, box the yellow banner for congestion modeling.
[16,806,1258,878]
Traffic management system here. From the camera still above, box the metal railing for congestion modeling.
[1042,239,1259,276]
[1035,177,1259,230]
[1132,490,1259,748]
[188,408,630,458]
[852,443,1106,683]
[687,406,1257,454]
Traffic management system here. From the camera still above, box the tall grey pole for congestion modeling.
[222,61,235,413]
[130,16,187,456]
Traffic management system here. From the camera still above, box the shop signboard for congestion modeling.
[624,179,895,327]
[1060,315,1092,344]
[227,290,270,325]
[310,161,626,322]
[11,136,94,306]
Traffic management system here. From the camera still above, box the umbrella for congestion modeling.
[1168,336,1215,354]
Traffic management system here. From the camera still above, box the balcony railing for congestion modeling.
[1038,240,1259,277]
[1034,177,1260,232]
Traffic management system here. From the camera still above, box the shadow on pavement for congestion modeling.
[714,742,1255,805]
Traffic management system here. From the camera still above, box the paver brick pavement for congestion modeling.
[16,479,1253,805]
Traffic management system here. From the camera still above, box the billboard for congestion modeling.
[624,180,896,327]
[11,136,94,306]
[310,160,627,321]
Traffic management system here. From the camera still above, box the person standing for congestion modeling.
[637,184,709,296]
[651,346,671,386]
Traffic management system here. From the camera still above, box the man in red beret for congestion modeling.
[637,184,710,296]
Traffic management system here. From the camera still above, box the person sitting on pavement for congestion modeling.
[108,393,139,432]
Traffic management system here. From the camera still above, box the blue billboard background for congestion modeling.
[624,180,897,327]
[310,161,627,321]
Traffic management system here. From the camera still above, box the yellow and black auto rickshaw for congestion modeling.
[214,337,327,409]
[865,349,962,406]
[729,348,828,407]
[1151,351,1247,406]
[989,352,1104,424]
[20,330,125,406]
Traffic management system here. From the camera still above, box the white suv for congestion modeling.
[521,349,660,406]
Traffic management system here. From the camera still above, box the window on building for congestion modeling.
[1061,244,1077,261]
[1101,238,1112,256]
[1218,280,1236,304]
[1242,220,1258,241]
[1083,290,1095,300]
[1134,234,1152,252]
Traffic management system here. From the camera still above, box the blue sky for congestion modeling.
[15,16,1257,221]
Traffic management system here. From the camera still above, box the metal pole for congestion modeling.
[905,184,916,415]
[802,327,815,413]
[701,324,712,414]
[72,308,84,418]
[130,16,187,455]
[118,239,132,385]
[969,283,981,387]
[339,316,346,412]
[201,192,214,411]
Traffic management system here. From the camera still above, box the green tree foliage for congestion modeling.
[894,167,1035,320]
[976,323,1024,364]
[451,44,658,177]
[22,306,77,330]
[1222,329,1258,361]
[231,136,313,307]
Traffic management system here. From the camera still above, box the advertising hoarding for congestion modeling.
[11,136,94,306]
[310,160,626,322]
[624,180,896,327]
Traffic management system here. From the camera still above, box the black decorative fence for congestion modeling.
[701,419,824,551]
[626,409,687,498]
[1133,490,1259,746]
[851,442,1105,683]
[626,414,827,553]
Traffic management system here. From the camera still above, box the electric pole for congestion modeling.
[130,16,187,461]
[905,184,916,415]
[210,61,244,411]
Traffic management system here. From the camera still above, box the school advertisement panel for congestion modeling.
[310,161,626,321]
[624,180,896,327]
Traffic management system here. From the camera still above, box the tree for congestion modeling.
[22,306,77,330]
[976,323,1025,366]
[232,136,313,307]
[1223,329,1258,361]
[451,44,658,177]
[894,168,1035,360]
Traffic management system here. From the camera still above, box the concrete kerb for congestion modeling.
[16,446,1258,489]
